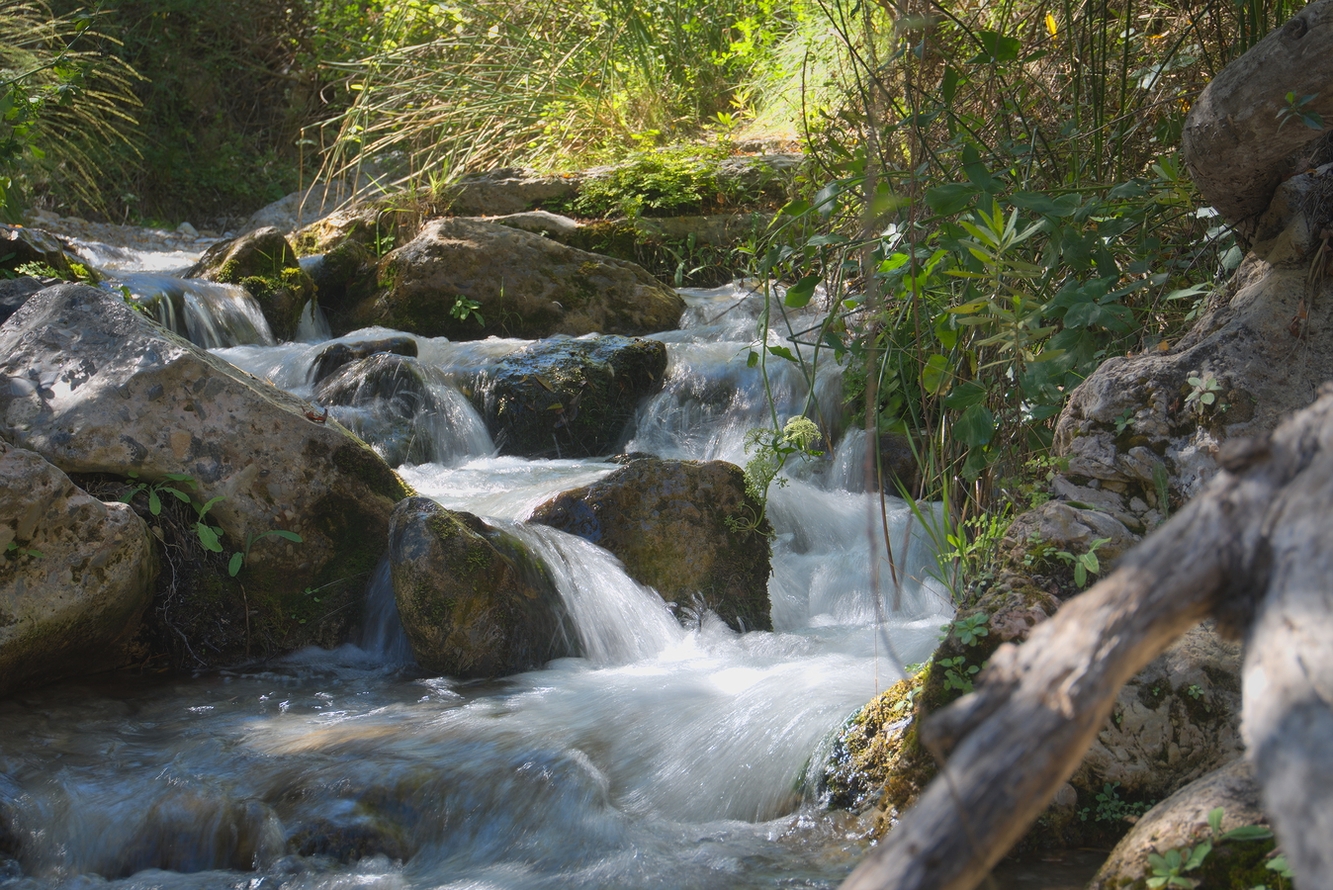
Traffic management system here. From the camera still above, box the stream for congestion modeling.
[0,232,1091,889]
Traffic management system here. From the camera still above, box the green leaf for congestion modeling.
[925,182,979,215]
[779,198,810,217]
[767,345,797,362]
[163,487,193,503]
[228,552,244,577]
[148,490,161,515]
[268,530,304,544]
[196,523,224,553]
[921,354,952,395]
[197,495,227,519]
[1008,191,1081,217]
[941,65,961,103]
[1218,825,1273,842]
[942,380,988,409]
[784,275,821,308]
[746,350,759,368]
[969,29,1022,64]
[953,403,995,447]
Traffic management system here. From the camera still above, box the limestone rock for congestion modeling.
[350,218,684,340]
[186,227,316,341]
[1001,499,1139,596]
[388,497,575,677]
[0,444,156,697]
[482,335,666,458]
[304,238,379,331]
[448,168,581,216]
[1088,759,1272,890]
[1054,205,1333,502]
[529,458,773,631]
[1072,622,1244,806]
[0,284,409,662]
[0,224,79,277]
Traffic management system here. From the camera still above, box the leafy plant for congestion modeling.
[736,415,824,517]
[1276,91,1324,132]
[1146,807,1279,889]
[948,612,990,646]
[1079,781,1152,824]
[449,295,485,327]
[938,654,980,693]
[5,539,43,560]
[1053,537,1112,588]
[228,528,304,577]
[1185,373,1224,415]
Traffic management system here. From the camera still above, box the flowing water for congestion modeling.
[0,252,966,889]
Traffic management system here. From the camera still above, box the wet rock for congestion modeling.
[311,336,419,386]
[1088,759,1271,890]
[529,458,773,631]
[351,217,684,340]
[482,335,666,458]
[388,497,576,678]
[0,444,156,697]
[304,238,379,330]
[187,227,316,341]
[0,277,48,326]
[448,168,581,216]
[823,670,926,821]
[0,224,79,277]
[287,817,411,864]
[0,284,410,663]
[110,790,283,876]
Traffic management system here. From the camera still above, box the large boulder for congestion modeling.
[0,284,410,662]
[1054,173,1333,503]
[1088,758,1274,890]
[303,238,380,332]
[447,168,581,216]
[0,444,156,696]
[481,335,666,458]
[186,227,316,341]
[388,497,575,677]
[0,224,79,277]
[349,218,685,340]
[0,277,49,326]
[529,458,773,631]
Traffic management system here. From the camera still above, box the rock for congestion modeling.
[290,202,409,257]
[109,791,283,876]
[388,497,575,677]
[311,336,419,386]
[186,227,316,341]
[1088,759,1273,890]
[481,335,667,458]
[448,168,581,216]
[175,221,199,239]
[1001,499,1138,596]
[823,669,926,826]
[1054,204,1333,502]
[0,444,156,697]
[488,210,583,239]
[528,458,773,631]
[314,351,477,468]
[0,277,48,325]
[241,179,358,235]
[1072,622,1244,807]
[303,238,379,330]
[0,224,77,276]
[0,284,410,663]
[351,218,684,340]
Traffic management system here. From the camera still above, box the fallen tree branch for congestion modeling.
[839,391,1333,890]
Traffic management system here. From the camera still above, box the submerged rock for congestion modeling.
[529,458,773,631]
[0,284,409,664]
[1088,758,1272,890]
[187,226,316,341]
[0,444,156,697]
[350,217,684,340]
[388,497,576,678]
[482,335,666,458]
[310,335,419,386]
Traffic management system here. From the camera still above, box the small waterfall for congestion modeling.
[294,298,332,342]
[505,523,683,665]
[110,273,275,348]
[358,557,413,666]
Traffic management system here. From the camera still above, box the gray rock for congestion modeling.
[388,497,575,677]
[482,335,667,458]
[311,336,419,386]
[1072,623,1244,806]
[1088,758,1269,890]
[448,168,581,216]
[0,444,156,696]
[0,284,409,662]
[0,224,79,277]
[240,180,358,235]
[0,277,48,325]
[351,218,684,339]
[529,458,773,631]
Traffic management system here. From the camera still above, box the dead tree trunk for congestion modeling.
[1181,0,1333,239]
[839,392,1333,890]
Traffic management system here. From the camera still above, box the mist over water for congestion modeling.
[0,277,953,890]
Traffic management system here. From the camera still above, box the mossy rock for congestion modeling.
[529,458,772,632]
[388,497,577,678]
[186,226,316,340]
[307,237,380,330]
[482,335,667,458]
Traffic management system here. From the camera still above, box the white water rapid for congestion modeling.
[0,245,957,890]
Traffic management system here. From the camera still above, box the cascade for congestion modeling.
[0,245,955,890]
